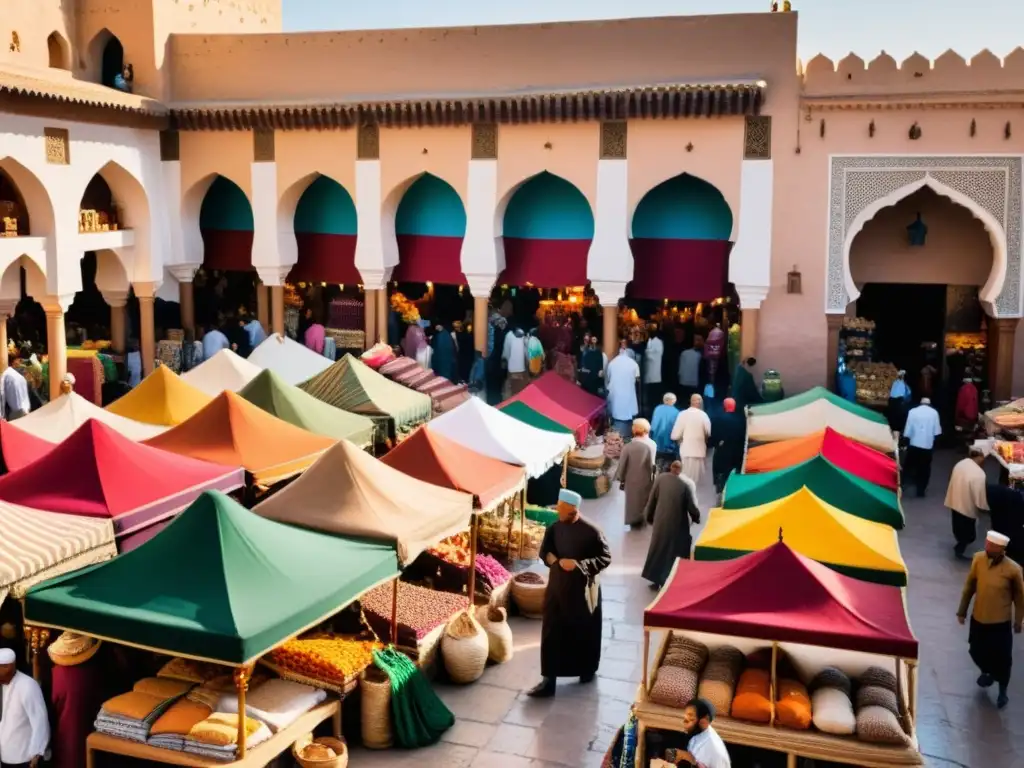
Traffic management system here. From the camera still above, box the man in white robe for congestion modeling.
[670,394,712,485]
[0,647,50,767]
[673,697,730,767]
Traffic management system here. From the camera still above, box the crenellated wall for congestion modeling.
[802,49,1024,97]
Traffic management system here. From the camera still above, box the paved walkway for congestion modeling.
[351,449,1021,768]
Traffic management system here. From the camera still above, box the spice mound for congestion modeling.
[514,571,545,585]
[299,742,337,761]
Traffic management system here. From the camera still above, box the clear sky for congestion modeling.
[283,0,1023,64]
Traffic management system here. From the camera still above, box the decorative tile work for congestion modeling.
[600,121,627,159]
[252,128,275,162]
[43,127,69,165]
[357,123,380,160]
[743,116,772,160]
[471,123,497,160]
[827,156,1022,316]
[159,129,180,162]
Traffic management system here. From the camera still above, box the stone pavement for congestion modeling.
[351,450,1024,768]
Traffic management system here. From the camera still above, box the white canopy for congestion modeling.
[747,400,896,454]
[426,397,575,478]
[247,333,333,386]
[17,392,166,442]
[181,349,262,396]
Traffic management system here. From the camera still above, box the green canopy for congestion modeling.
[748,386,888,425]
[722,456,904,529]
[239,369,375,447]
[499,401,575,435]
[299,354,432,431]
[24,491,399,665]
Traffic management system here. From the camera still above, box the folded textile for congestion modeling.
[134,677,195,699]
[217,678,327,733]
[147,734,186,751]
[102,691,168,721]
[150,699,213,736]
[94,718,150,743]
[181,723,271,760]
[188,712,262,747]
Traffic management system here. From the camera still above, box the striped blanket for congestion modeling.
[378,356,469,413]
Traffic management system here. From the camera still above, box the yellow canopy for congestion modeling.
[106,366,213,426]
[694,487,908,586]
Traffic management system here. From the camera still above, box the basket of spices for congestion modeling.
[511,571,547,618]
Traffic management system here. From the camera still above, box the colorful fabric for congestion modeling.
[248,333,332,386]
[0,419,54,473]
[106,366,212,426]
[748,387,894,453]
[181,349,262,397]
[17,392,166,442]
[499,401,575,435]
[502,371,604,444]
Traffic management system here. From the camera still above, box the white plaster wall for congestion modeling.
[588,158,631,285]
[0,112,168,298]
[353,160,395,288]
[729,159,774,308]
[460,158,503,293]
[250,161,290,271]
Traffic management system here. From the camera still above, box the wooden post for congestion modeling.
[473,296,488,353]
[234,666,251,758]
[769,641,779,727]
[138,295,156,376]
[45,306,67,401]
[907,660,917,728]
[467,514,478,605]
[363,289,376,348]
[377,289,389,346]
[179,281,195,334]
[520,488,527,559]
[390,578,399,645]
[271,286,285,337]
[641,630,650,691]
[29,627,50,681]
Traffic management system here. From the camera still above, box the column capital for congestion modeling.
[256,265,293,287]
[166,263,202,283]
[132,281,161,300]
[42,294,75,315]
[590,280,627,307]
[734,285,770,310]
[994,317,1021,332]
[0,300,16,318]
[826,312,845,329]
[359,267,393,292]
[465,274,497,298]
[102,290,129,309]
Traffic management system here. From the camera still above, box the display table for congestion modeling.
[84,700,341,768]
[632,686,923,768]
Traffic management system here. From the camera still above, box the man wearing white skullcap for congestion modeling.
[0,646,50,766]
[958,529,1024,709]
[528,488,611,698]
[902,397,942,497]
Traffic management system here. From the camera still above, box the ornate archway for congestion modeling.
[827,156,1022,317]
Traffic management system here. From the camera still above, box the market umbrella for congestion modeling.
[743,427,898,490]
[106,365,213,426]
[722,455,904,529]
[0,419,245,551]
[181,348,262,397]
[695,488,908,586]
[16,392,166,442]
[0,420,54,474]
[24,490,399,665]
[239,369,375,448]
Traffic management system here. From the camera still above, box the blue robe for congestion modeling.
[651,403,679,455]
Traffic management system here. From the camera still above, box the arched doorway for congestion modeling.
[0,256,49,405]
[47,31,70,70]
[101,35,124,89]
[288,174,364,353]
[848,187,995,422]
[628,173,737,399]
[196,175,256,329]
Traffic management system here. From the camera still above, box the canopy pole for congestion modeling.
[895,657,906,729]
[520,488,526,560]
[467,514,478,606]
[641,630,650,691]
[234,665,251,758]
[560,453,568,487]
[28,627,50,682]
[390,577,399,645]
[769,641,778,727]
[907,659,918,728]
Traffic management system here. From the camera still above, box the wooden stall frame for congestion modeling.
[637,628,922,768]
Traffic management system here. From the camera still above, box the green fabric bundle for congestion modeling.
[372,647,454,748]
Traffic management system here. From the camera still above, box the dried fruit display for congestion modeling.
[268,636,382,684]
[996,441,1024,464]
[475,554,511,589]
[360,581,468,646]
[428,532,472,567]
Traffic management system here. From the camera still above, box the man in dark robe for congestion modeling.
[642,461,701,590]
[528,489,612,698]
[430,324,458,382]
[988,483,1024,566]
[731,357,762,411]
[711,398,746,494]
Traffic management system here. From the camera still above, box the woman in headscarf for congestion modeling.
[431,323,459,382]
[711,397,747,494]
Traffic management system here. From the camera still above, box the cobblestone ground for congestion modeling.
[351,449,1023,768]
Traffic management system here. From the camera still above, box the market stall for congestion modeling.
[695,488,908,586]
[0,420,244,551]
[747,387,895,454]
[181,348,262,397]
[427,397,575,479]
[144,391,336,488]
[498,401,576,436]
[743,427,899,491]
[24,490,399,766]
[0,501,116,608]
[299,354,432,443]
[722,456,904,530]
[247,333,333,386]
[376,356,470,414]
[17,392,167,442]
[106,365,213,426]
[0,419,53,474]
[501,371,606,444]
[238,369,375,448]
[636,543,921,768]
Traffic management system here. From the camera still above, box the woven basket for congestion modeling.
[568,446,606,471]
[360,667,393,749]
[475,605,514,664]
[511,575,547,618]
[441,610,489,684]
[292,736,349,768]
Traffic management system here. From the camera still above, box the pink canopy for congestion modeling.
[502,371,605,443]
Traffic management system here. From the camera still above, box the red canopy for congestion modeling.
[502,371,604,443]
[645,543,918,659]
[0,420,54,473]
[0,420,245,550]
[381,427,524,511]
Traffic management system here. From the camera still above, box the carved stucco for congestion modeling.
[827,155,1022,317]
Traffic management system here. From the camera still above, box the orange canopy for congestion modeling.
[381,427,525,512]
[143,391,336,485]
[743,426,899,490]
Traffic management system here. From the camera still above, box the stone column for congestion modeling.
[740,308,759,361]
[270,286,285,337]
[363,290,377,348]
[138,295,156,377]
[45,302,69,401]
[0,302,12,372]
[256,284,269,333]
[728,153,774,316]
[102,291,129,354]
[592,281,627,363]
[167,265,200,334]
[376,288,389,346]
[991,318,1019,402]
[473,297,488,353]
[826,314,844,390]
